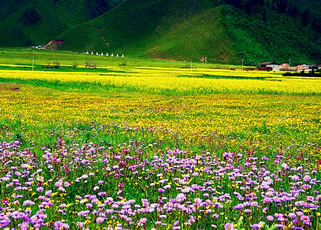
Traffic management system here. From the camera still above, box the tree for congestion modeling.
[276,0,288,13]
[288,6,298,18]
[302,10,309,26]
[225,0,242,8]
[20,7,41,26]
[85,0,111,18]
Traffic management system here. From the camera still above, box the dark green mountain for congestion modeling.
[0,0,124,46]
[1,0,320,65]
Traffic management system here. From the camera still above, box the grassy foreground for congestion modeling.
[0,53,320,229]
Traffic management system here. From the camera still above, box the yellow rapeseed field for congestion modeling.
[0,67,320,150]
[1,68,321,95]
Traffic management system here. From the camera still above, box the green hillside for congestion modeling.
[58,0,238,63]
[57,0,321,65]
[223,7,321,65]
[0,0,320,65]
[0,0,124,46]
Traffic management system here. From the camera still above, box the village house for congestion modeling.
[296,64,310,71]
[259,62,281,71]
[42,40,64,50]
[280,63,296,71]
[280,63,290,70]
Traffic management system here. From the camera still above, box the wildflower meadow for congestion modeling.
[0,58,320,230]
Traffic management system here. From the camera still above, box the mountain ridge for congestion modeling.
[0,0,320,65]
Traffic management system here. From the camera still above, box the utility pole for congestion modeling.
[242,58,244,70]
[32,55,35,71]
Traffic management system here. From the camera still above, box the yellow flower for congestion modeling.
[50,192,58,197]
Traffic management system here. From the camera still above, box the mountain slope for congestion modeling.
[58,0,321,65]
[223,6,321,65]
[58,0,209,54]
[0,0,320,65]
[0,0,124,46]
[145,6,239,63]
[58,0,239,63]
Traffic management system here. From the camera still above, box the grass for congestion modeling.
[0,48,249,68]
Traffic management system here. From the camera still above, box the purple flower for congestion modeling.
[23,200,35,206]
[54,221,69,230]
[234,204,243,210]
[288,213,296,219]
[138,218,147,226]
[20,222,29,230]
[77,222,85,228]
[251,224,259,229]
[55,181,63,187]
[303,175,311,182]
[224,223,234,230]
[300,215,311,225]
[96,217,104,224]
[21,164,30,169]
[176,193,186,203]
[306,196,314,202]
[244,209,252,214]
[98,192,106,197]
[267,216,274,221]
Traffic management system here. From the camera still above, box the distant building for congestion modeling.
[296,64,310,71]
[42,40,64,50]
[255,67,273,71]
[35,45,45,49]
[259,62,281,71]
[280,63,296,71]
[280,63,290,70]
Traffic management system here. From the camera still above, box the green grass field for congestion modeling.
[0,48,248,68]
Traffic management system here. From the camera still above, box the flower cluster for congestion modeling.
[0,139,320,229]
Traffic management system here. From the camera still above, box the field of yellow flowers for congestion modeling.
[1,68,321,95]
[0,66,320,230]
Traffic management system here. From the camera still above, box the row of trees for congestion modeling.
[219,0,311,26]
[84,0,124,18]
[51,0,124,19]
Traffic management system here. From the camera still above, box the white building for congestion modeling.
[259,62,281,71]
